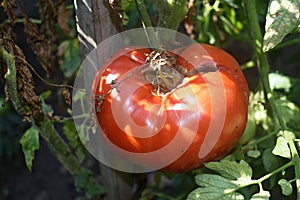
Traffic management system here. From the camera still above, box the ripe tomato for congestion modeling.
[93,44,249,173]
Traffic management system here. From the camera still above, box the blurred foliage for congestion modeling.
[0,96,28,164]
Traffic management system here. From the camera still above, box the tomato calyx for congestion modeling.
[142,48,186,96]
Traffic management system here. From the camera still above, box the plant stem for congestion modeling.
[255,160,294,184]
[134,0,160,48]
[0,47,27,115]
[153,0,188,45]
[153,0,187,30]
[242,128,279,150]
[243,0,300,198]
[1,47,103,197]
[236,161,293,189]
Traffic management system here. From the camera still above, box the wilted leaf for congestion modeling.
[18,1,54,76]
[1,31,43,119]
[58,2,74,38]
[263,0,300,52]
[1,0,17,24]
[20,126,40,171]
[38,0,57,43]
[62,88,71,105]
[278,179,293,196]
[272,136,291,159]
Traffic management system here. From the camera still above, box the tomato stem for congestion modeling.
[153,0,188,30]
[243,0,300,199]
[153,0,188,45]
[134,0,160,48]
[242,128,279,150]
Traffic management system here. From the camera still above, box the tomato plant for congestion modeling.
[93,43,249,172]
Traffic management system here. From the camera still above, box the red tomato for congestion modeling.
[93,44,249,173]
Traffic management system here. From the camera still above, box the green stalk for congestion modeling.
[1,47,27,115]
[153,0,188,46]
[1,47,103,196]
[135,0,188,47]
[1,46,82,175]
[255,160,294,184]
[153,0,187,31]
[134,0,160,48]
[243,0,300,199]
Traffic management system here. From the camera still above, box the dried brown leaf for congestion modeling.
[62,87,71,105]
[19,4,54,77]
[57,2,74,38]
[183,0,196,39]
[1,0,17,24]
[0,30,43,119]
[38,0,57,43]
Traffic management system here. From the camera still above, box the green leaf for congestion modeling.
[39,90,52,100]
[121,0,134,11]
[195,174,240,188]
[275,99,300,125]
[247,150,261,158]
[263,0,300,52]
[220,0,239,8]
[86,181,106,197]
[269,73,292,92]
[239,115,256,145]
[74,170,91,190]
[62,119,86,163]
[189,161,255,200]
[20,126,40,171]
[250,190,271,200]
[73,89,86,102]
[39,92,53,115]
[74,171,106,197]
[187,187,244,200]
[204,160,252,180]
[272,136,291,159]
[262,148,282,172]
[59,39,81,78]
[278,179,293,196]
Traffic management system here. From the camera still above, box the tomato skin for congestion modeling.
[93,44,249,173]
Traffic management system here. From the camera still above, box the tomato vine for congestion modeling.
[244,0,300,198]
